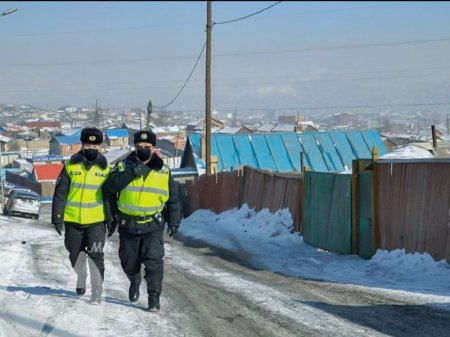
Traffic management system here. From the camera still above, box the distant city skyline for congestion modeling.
[1,1,450,116]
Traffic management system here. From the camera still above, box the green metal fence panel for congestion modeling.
[303,172,352,255]
[358,171,376,259]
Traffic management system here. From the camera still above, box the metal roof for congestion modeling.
[106,129,129,138]
[184,130,387,173]
[54,136,81,145]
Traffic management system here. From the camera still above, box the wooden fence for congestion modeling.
[183,160,450,262]
[376,160,450,262]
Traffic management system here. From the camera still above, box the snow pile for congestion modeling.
[180,204,450,296]
[380,145,433,159]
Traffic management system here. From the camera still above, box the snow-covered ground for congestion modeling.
[1,205,450,336]
[179,204,450,297]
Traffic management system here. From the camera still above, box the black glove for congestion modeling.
[167,225,179,237]
[54,223,63,236]
[107,218,117,237]
[131,162,147,177]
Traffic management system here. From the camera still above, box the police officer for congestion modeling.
[52,127,115,305]
[105,130,180,312]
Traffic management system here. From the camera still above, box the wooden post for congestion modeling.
[372,147,381,251]
[300,152,305,233]
[351,159,359,255]
[431,125,437,148]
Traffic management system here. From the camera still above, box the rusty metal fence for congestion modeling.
[184,166,302,232]
[185,170,240,215]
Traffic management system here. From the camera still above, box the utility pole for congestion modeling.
[138,108,142,130]
[146,99,152,131]
[233,106,237,127]
[94,99,101,128]
[205,0,212,175]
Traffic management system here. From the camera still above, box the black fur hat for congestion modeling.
[134,130,156,145]
[80,127,103,144]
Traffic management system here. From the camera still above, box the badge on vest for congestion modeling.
[70,171,81,175]
[95,173,107,177]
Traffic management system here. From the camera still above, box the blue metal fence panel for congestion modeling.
[281,133,311,171]
[249,135,277,171]
[361,130,387,156]
[298,133,328,172]
[211,135,225,171]
[188,134,201,156]
[265,133,295,171]
[346,131,372,159]
[314,133,344,172]
[232,135,258,168]
[329,132,355,169]
[215,135,240,171]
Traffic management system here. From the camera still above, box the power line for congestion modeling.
[214,37,450,58]
[213,1,283,25]
[2,36,450,68]
[153,41,206,109]
[4,63,450,89]
[192,102,450,113]
[2,69,450,93]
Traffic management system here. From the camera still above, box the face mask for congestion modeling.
[136,148,152,162]
[84,148,98,161]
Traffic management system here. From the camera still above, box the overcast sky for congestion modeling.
[1,1,450,115]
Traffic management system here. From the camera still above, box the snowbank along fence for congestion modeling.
[184,166,302,232]
[184,159,450,262]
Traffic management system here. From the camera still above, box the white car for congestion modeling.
[3,189,41,220]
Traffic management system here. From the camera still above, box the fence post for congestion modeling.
[372,146,381,250]
[352,160,359,254]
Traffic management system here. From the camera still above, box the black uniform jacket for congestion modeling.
[105,152,181,234]
[51,151,115,226]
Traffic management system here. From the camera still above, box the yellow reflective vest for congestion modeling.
[118,162,170,216]
[64,161,110,225]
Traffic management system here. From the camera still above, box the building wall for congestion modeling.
[61,144,82,156]
[109,137,129,147]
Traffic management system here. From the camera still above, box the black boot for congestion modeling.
[147,293,160,312]
[127,273,141,303]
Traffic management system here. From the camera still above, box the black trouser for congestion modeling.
[119,228,164,295]
[64,222,106,294]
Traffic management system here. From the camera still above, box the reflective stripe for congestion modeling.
[66,201,103,208]
[125,186,168,196]
[118,203,163,213]
[70,182,100,190]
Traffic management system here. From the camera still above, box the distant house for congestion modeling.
[216,126,253,134]
[257,124,276,133]
[272,124,296,132]
[186,117,225,132]
[24,121,61,129]
[49,136,82,155]
[33,163,64,183]
[32,163,65,201]
[106,129,129,147]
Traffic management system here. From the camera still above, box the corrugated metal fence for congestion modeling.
[303,172,352,255]
[185,166,302,232]
[240,167,302,232]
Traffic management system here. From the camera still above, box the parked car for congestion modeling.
[3,189,41,220]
